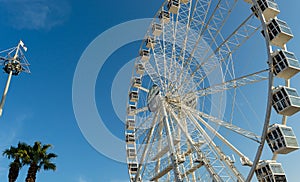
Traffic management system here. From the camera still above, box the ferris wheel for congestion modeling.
[125,0,300,181]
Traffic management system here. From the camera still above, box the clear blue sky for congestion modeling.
[0,0,299,182]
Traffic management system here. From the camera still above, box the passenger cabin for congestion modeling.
[251,0,280,21]
[263,19,293,48]
[132,77,142,88]
[126,133,135,144]
[127,148,137,159]
[128,163,138,174]
[159,11,170,23]
[272,86,300,116]
[272,50,300,79]
[152,23,163,37]
[126,119,135,130]
[168,0,180,14]
[135,63,145,75]
[146,37,156,49]
[129,91,139,102]
[255,161,287,182]
[267,124,299,154]
[139,49,150,62]
[127,104,137,116]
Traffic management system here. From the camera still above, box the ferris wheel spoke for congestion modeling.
[171,0,237,93]
[193,69,269,98]
[150,13,178,92]
[140,61,164,89]
[187,0,238,63]
[207,13,260,61]
[136,86,149,93]
[181,104,261,143]
[176,0,213,81]
[166,2,188,87]
[186,108,254,166]
[135,111,160,181]
[152,42,168,93]
[168,17,181,89]
[171,1,192,63]
[135,112,157,141]
[161,16,175,89]
[185,110,247,181]
[177,13,260,94]
[160,100,183,182]
[153,119,164,180]
[131,106,149,116]
[189,0,212,34]
[165,103,224,182]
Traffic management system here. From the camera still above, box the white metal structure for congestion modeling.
[0,41,30,117]
[125,0,299,181]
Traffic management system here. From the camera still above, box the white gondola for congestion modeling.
[272,86,300,116]
[126,119,135,130]
[129,91,139,102]
[132,77,142,88]
[152,23,162,37]
[272,50,300,79]
[139,49,150,62]
[127,104,137,116]
[168,0,180,14]
[127,148,137,159]
[146,37,156,49]
[128,163,138,174]
[255,160,287,182]
[267,124,299,154]
[135,63,145,75]
[159,11,170,23]
[263,18,293,48]
[126,133,135,144]
[251,0,280,21]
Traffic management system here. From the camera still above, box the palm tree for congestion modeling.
[25,141,57,182]
[3,142,30,182]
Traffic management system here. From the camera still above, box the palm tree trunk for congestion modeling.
[8,160,20,182]
[25,163,38,182]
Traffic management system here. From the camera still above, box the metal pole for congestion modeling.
[0,71,13,117]
[0,43,21,117]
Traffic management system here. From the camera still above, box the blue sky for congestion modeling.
[0,0,299,182]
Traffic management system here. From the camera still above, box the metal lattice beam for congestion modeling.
[182,104,261,143]
[195,69,268,97]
